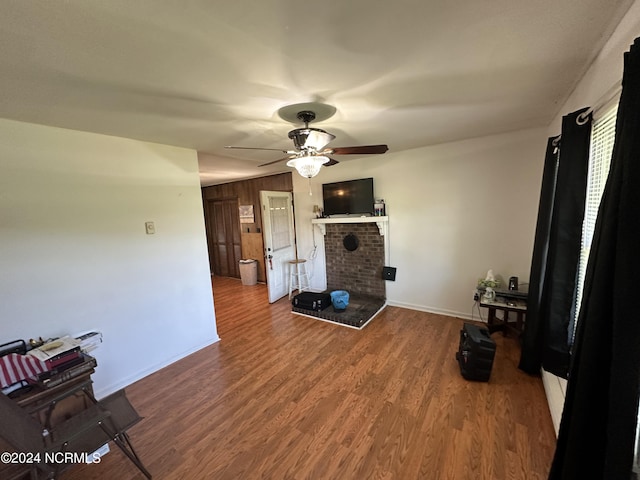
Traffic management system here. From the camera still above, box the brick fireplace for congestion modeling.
[322,221,386,299]
[295,217,389,328]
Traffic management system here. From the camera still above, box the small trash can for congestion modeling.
[330,290,350,312]
[239,259,258,286]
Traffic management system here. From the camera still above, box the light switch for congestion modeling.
[145,221,155,235]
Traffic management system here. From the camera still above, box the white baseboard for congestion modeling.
[385,299,486,323]
[93,335,221,399]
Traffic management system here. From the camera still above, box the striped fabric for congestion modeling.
[0,353,50,388]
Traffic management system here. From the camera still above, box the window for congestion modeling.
[573,105,617,335]
[635,424,640,477]
[267,195,292,252]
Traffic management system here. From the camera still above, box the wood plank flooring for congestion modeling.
[61,276,556,479]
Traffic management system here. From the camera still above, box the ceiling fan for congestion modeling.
[225,110,388,178]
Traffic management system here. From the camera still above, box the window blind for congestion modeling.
[573,105,618,330]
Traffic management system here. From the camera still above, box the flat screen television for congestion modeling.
[322,177,374,216]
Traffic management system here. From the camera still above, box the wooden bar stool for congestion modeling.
[288,259,310,299]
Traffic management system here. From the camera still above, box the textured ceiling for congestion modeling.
[0,1,633,185]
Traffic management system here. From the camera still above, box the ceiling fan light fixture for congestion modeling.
[286,155,330,178]
[288,128,335,151]
[227,107,388,173]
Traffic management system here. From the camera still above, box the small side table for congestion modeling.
[0,355,97,480]
[477,286,528,337]
[480,299,527,336]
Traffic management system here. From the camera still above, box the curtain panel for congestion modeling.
[549,37,640,480]
[519,108,592,378]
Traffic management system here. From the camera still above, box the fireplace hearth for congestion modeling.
[292,293,385,329]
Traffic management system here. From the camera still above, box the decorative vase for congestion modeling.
[483,287,495,302]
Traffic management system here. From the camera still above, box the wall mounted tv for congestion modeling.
[322,177,374,217]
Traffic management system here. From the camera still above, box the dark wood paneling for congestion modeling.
[202,173,293,280]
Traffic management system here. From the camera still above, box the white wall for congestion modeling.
[541,0,640,435]
[293,126,546,319]
[0,118,219,398]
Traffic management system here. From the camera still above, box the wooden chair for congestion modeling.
[0,388,152,479]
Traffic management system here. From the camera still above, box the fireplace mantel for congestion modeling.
[311,216,388,236]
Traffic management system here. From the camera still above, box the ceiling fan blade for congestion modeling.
[225,146,292,153]
[328,144,389,155]
[258,156,292,167]
[324,157,340,167]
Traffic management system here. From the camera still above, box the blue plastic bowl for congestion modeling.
[330,290,350,311]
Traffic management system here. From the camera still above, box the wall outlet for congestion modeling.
[145,221,155,235]
[473,290,479,302]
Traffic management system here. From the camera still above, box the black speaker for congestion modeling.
[455,323,496,381]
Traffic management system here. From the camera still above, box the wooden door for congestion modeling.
[206,198,242,278]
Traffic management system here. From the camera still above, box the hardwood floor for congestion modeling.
[62,276,556,479]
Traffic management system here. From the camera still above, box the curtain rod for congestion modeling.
[553,81,623,147]
[577,81,623,124]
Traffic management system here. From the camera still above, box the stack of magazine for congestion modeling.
[27,336,98,388]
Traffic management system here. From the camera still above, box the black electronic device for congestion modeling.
[322,177,374,216]
[382,266,397,281]
[292,292,332,311]
[455,323,496,381]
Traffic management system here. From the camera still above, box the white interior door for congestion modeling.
[260,191,296,303]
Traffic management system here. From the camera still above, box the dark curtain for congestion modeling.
[549,37,640,480]
[518,137,560,372]
[519,108,592,378]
